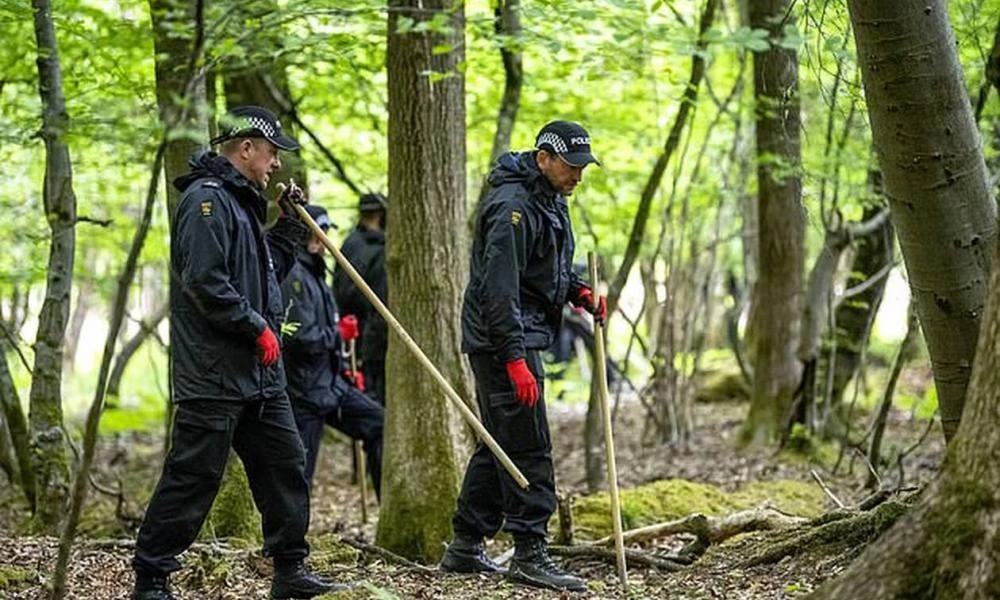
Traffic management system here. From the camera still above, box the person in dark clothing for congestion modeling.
[441,121,606,593]
[131,106,342,600]
[332,192,389,405]
[548,306,617,389]
[281,204,384,497]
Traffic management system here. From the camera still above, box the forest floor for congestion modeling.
[0,364,943,599]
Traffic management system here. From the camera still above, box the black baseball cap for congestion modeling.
[305,204,336,230]
[535,121,600,167]
[211,105,300,151]
[359,192,388,212]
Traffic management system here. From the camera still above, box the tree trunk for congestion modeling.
[853,0,995,443]
[475,0,522,207]
[107,303,168,399]
[742,0,805,446]
[865,304,918,490]
[0,342,33,507]
[826,194,893,417]
[376,0,473,562]
[149,0,209,219]
[29,0,77,532]
[814,12,1000,591]
[62,278,92,373]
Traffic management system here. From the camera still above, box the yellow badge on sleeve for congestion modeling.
[292,279,302,294]
[200,201,213,216]
[511,210,522,226]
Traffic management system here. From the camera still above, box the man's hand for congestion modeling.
[505,359,539,407]
[256,328,281,366]
[339,315,360,342]
[275,179,307,218]
[572,286,608,326]
[343,369,366,391]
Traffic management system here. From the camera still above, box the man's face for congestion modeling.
[242,139,281,189]
[537,150,587,196]
[307,232,326,255]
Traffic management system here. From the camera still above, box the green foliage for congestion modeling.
[0,565,36,592]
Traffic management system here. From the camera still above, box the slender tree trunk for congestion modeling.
[853,0,994,443]
[826,193,893,418]
[865,304,918,490]
[62,279,92,373]
[814,11,1000,591]
[51,140,167,600]
[29,0,77,532]
[0,343,33,507]
[0,409,16,486]
[107,303,168,398]
[376,0,474,562]
[149,0,208,219]
[475,0,522,207]
[742,0,804,446]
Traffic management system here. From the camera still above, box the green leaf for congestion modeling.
[432,43,454,55]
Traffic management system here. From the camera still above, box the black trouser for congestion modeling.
[291,379,384,499]
[453,350,555,539]
[133,395,310,575]
[362,358,386,406]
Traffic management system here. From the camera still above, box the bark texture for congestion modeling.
[743,0,804,445]
[376,0,474,562]
[149,0,208,218]
[851,0,994,442]
[813,3,1000,595]
[29,0,77,532]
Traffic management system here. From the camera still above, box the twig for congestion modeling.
[340,537,437,574]
[74,215,113,227]
[810,469,845,509]
[0,321,32,374]
[854,446,882,489]
[550,545,685,572]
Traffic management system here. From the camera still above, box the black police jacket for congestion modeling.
[170,151,295,402]
[281,250,343,410]
[462,151,586,362]
[333,226,388,365]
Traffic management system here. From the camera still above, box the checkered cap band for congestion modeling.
[536,132,568,153]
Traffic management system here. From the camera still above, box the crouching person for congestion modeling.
[281,204,383,496]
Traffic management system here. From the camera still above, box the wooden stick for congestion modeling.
[349,339,369,524]
[589,252,628,590]
[292,202,529,489]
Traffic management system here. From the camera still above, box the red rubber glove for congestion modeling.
[339,315,360,342]
[573,287,608,326]
[505,359,539,408]
[344,370,366,391]
[256,328,280,366]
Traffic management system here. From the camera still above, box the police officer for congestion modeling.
[131,106,342,600]
[281,204,384,497]
[441,121,606,592]
[332,193,389,405]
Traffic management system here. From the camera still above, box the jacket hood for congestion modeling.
[174,151,266,220]
[487,151,557,199]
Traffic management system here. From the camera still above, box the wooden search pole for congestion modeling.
[292,202,529,489]
[588,252,628,590]
[349,339,369,523]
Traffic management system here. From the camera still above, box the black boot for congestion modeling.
[440,533,505,574]
[270,560,348,599]
[130,571,175,600]
[508,536,587,592]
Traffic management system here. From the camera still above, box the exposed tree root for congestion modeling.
[591,506,807,548]
[550,544,686,571]
[741,499,911,567]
